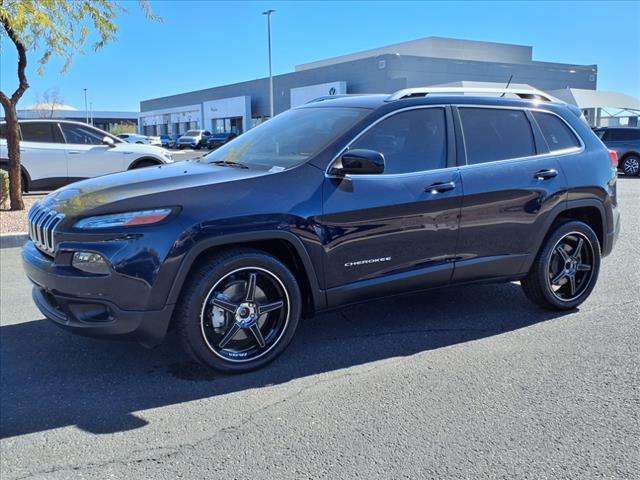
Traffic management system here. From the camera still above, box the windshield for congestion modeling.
[198,107,369,169]
[184,130,201,136]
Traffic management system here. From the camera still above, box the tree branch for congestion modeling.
[0,16,29,105]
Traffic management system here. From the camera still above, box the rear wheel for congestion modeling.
[174,249,301,373]
[521,221,600,310]
[621,155,640,176]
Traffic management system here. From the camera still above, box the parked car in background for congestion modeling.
[206,132,237,150]
[0,119,173,191]
[21,88,619,373]
[177,130,211,149]
[118,133,162,147]
[160,134,179,148]
[594,127,640,176]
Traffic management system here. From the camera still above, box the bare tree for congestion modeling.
[31,88,64,118]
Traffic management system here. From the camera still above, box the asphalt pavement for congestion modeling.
[1,177,638,479]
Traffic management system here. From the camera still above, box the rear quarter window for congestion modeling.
[459,108,536,164]
[532,111,581,151]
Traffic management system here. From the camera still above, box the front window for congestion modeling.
[60,123,118,145]
[199,107,369,170]
[184,130,200,136]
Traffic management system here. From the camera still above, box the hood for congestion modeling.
[38,161,267,217]
[114,142,168,156]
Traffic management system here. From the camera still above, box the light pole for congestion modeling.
[83,88,88,124]
[89,102,93,125]
[262,9,275,118]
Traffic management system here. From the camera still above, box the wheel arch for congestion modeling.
[523,199,606,273]
[167,231,326,317]
[128,157,163,169]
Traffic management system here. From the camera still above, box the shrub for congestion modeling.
[0,170,9,209]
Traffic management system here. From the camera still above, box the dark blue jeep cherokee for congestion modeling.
[23,88,620,373]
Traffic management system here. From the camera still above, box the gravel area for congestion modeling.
[0,195,44,234]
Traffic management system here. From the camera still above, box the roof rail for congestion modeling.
[387,87,557,102]
[305,94,370,104]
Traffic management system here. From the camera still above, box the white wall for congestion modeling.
[202,96,251,133]
[290,81,347,108]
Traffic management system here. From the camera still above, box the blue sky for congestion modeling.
[1,0,639,112]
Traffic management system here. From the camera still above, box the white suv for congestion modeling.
[0,120,173,191]
[117,133,162,147]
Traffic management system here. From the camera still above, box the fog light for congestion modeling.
[72,251,110,275]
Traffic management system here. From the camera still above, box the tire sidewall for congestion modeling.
[181,252,301,373]
[535,221,601,309]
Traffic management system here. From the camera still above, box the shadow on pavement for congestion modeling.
[1,282,571,439]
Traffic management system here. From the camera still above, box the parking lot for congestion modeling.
[0,177,638,479]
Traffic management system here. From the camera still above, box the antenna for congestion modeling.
[500,75,513,97]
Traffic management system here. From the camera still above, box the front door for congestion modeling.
[320,106,462,306]
[60,123,125,181]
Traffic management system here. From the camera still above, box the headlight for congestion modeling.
[74,208,173,229]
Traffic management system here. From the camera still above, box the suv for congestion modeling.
[118,132,162,147]
[22,88,620,373]
[176,130,211,149]
[594,127,640,176]
[0,120,174,191]
[206,131,237,150]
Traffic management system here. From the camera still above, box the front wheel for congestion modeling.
[621,155,640,176]
[521,221,601,310]
[174,249,301,373]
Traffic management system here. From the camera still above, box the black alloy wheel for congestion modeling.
[521,221,601,310]
[200,267,289,363]
[175,249,301,373]
[545,232,595,302]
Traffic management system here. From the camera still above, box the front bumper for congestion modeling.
[23,241,174,347]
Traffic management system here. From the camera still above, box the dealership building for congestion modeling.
[139,36,603,136]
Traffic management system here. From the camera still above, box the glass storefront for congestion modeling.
[212,117,243,134]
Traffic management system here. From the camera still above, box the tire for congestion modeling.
[621,155,640,176]
[174,249,302,373]
[521,221,601,310]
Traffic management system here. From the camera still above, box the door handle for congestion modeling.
[68,150,81,154]
[534,169,558,180]
[426,181,456,194]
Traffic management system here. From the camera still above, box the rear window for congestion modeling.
[532,111,581,151]
[20,123,56,143]
[459,108,536,164]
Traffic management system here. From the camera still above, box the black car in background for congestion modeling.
[206,132,237,150]
[23,88,620,373]
[594,127,640,176]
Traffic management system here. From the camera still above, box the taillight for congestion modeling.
[609,150,618,167]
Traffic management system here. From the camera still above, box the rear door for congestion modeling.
[453,106,571,282]
[320,106,462,305]
[60,123,126,180]
[18,122,68,190]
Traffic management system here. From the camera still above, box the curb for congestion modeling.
[0,232,28,249]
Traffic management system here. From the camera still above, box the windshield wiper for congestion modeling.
[212,160,249,169]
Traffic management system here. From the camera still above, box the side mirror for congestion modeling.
[102,136,115,147]
[332,149,385,175]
